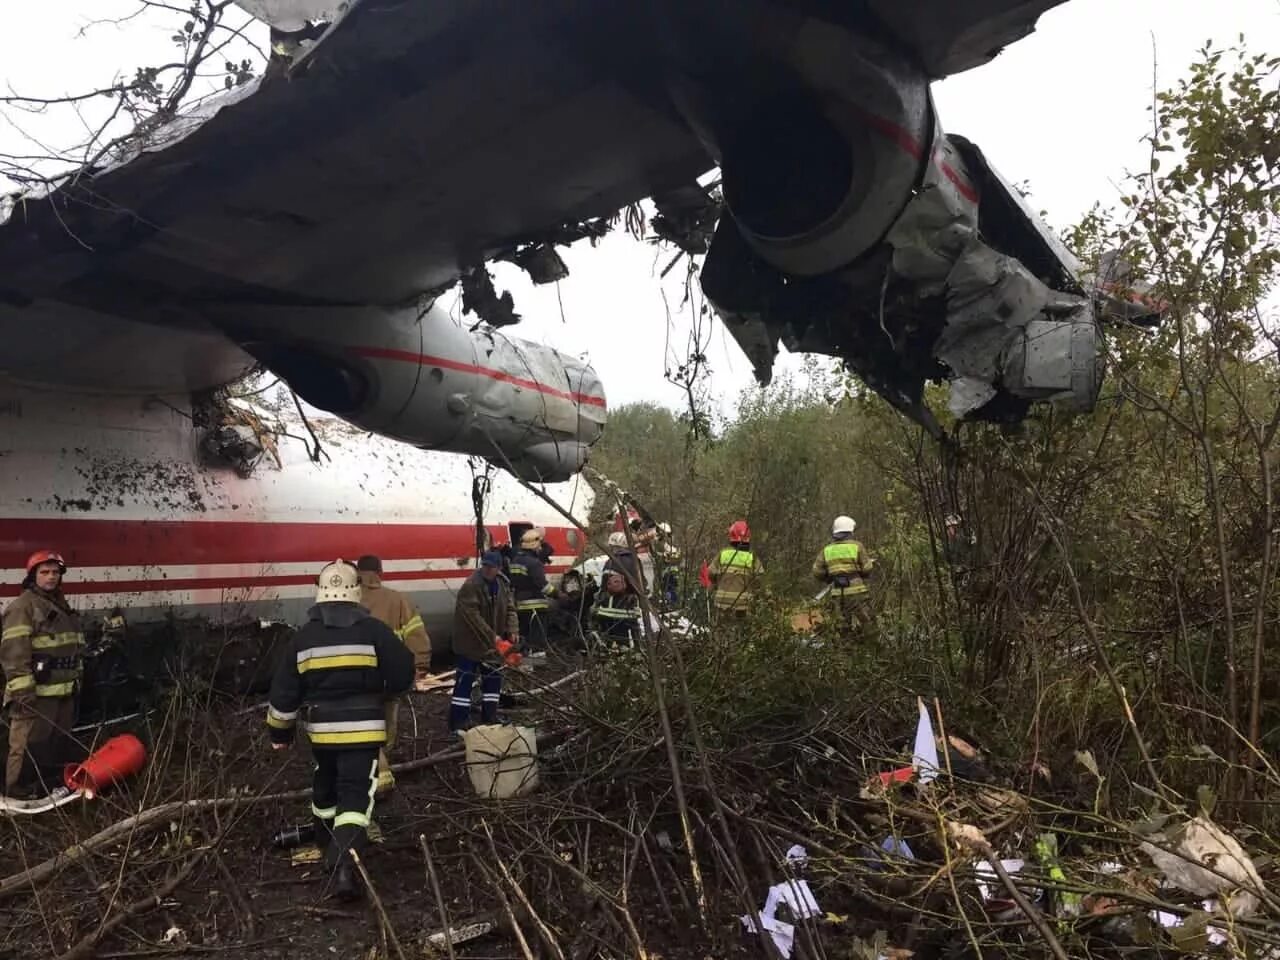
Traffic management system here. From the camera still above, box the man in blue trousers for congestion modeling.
[449,552,521,735]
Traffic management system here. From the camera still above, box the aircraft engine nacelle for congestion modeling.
[214,302,605,483]
[652,0,1108,429]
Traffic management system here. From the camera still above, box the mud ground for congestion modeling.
[0,651,714,960]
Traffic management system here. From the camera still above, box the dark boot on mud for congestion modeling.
[333,851,361,902]
[328,824,366,902]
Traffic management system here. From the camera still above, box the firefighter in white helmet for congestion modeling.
[266,559,414,901]
[812,516,876,638]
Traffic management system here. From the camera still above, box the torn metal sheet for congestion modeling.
[886,117,1100,419]
[231,0,348,32]
[1087,250,1167,326]
[1141,817,1265,919]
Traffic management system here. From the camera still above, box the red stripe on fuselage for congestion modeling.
[350,346,607,409]
[847,106,979,205]
[0,565,570,599]
[0,518,577,570]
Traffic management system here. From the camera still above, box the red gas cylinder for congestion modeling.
[64,733,147,798]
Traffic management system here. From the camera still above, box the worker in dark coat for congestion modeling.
[449,552,521,734]
[266,559,414,901]
[603,532,644,594]
[591,572,642,650]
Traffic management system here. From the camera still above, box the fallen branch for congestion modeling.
[420,834,457,960]
[0,789,305,901]
[945,821,1071,960]
[56,841,216,960]
[350,849,408,960]
[0,742,485,901]
[484,819,568,960]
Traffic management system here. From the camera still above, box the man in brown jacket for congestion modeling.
[2,550,84,796]
[356,555,431,792]
[448,552,520,734]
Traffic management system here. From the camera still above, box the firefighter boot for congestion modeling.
[329,824,367,902]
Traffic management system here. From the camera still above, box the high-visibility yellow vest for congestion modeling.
[823,541,868,597]
[712,548,759,610]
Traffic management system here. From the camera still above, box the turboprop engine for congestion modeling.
[217,301,605,482]
[649,0,1124,431]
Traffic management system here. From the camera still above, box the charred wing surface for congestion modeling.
[219,302,606,483]
[0,0,1074,430]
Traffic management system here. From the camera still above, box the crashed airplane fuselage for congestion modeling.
[0,0,1145,462]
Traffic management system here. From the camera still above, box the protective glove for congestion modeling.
[494,637,523,668]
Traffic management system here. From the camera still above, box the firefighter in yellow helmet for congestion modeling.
[812,516,876,638]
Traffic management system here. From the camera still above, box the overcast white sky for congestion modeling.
[3,1,1279,415]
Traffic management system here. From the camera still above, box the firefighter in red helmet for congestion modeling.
[1,550,84,796]
[706,520,764,616]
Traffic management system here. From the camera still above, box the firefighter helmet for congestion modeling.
[607,531,628,548]
[727,520,751,542]
[315,559,362,604]
[520,527,545,549]
[25,550,66,575]
[832,515,856,536]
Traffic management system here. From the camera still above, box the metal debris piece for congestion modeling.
[1140,817,1265,918]
[231,0,345,32]
[461,265,521,329]
[198,424,265,478]
[497,243,569,285]
[651,184,722,257]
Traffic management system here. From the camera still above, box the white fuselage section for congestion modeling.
[0,384,592,640]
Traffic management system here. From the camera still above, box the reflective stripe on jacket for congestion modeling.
[708,547,763,610]
[359,572,431,667]
[267,604,414,747]
[594,594,640,622]
[1,588,83,702]
[508,549,554,612]
[812,539,872,597]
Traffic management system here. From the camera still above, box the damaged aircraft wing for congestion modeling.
[0,0,1126,457]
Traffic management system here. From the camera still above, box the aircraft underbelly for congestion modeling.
[0,304,254,395]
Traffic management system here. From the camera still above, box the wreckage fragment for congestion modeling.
[655,1,1128,429]
[1140,816,1266,919]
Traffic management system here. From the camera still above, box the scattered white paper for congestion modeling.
[742,878,821,957]
[1151,902,1228,946]
[912,699,939,784]
[741,912,796,958]
[785,844,808,866]
[976,859,1026,901]
[763,879,821,921]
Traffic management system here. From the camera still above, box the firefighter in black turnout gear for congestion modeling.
[266,560,414,901]
[508,528,555,655]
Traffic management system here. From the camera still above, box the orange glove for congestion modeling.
[494,637,522,668]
